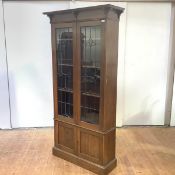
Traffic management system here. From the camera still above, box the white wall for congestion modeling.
[123,3,171,125]
[70,2,171,126]
[0,0,11,129]
[0,1,172,128]
[3,1,69,128]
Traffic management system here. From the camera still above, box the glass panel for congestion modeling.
[56,27,73,118]
[80,25,101,124]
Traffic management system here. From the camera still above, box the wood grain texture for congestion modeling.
[0,127,175,175]
[78,127,103,164]
[49,6,122,174]
[58,122,76,153]
[103,17,119,131]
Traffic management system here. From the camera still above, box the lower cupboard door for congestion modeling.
[56,121,77,154]
[78,128,103,164]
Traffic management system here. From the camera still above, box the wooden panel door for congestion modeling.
[78,127,103,164]
[56,121,77,154]
[77,21,105,131]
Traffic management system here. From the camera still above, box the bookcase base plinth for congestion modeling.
[52,146,117,175]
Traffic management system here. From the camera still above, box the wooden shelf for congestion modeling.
[81,106,99,111]
[81,92,100,98]
[58,64,73,67]
[58,88,73,93]
[81,65,100,69]
[58,101,73,106]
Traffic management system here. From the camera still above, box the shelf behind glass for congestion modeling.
[56,27,73,118]
[80,25,101,125]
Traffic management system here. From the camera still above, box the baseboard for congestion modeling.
[52,146,117,175]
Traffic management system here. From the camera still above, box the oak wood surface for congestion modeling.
[0,127,175,175]
[48,6,122,174]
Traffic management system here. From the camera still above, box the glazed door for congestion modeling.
[77,21,104,130]
[52,23,76,123]
[53,23,77,154]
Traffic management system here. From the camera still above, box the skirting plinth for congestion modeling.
[52,146,117,175]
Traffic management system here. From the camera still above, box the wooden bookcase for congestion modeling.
[44,4,124,175]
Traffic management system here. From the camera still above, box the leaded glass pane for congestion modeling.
[80,25,101,124]
[56,27,73,118]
